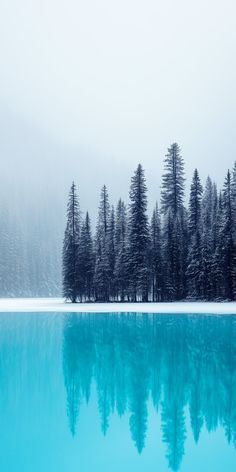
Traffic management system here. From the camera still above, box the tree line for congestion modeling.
[62,143,236,302]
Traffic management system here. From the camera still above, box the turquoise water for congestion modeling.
[0,312,235,471]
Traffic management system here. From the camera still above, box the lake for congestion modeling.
[0,312,235,471]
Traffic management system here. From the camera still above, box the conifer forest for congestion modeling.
[62,143,236,303]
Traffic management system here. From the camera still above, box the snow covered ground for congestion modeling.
[0,298,235,314]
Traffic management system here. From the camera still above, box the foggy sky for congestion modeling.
[0,0,236,222]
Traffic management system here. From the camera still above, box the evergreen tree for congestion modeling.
[217,171,236,300]
[150,203,162,301]
[79,212,94,301]
[107,206,116,300]
[210,188,223,298]
[161,144,186,300]
[128,164,149,302]
[94,185,110,301]
[161,142,185,216]
[232,161,236,242]
[188,169,203,238]
[62,182,81,302]
[186,169,203,298]
[114,199,128,301]
[199,177,215,299]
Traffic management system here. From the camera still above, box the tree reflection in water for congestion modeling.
[63,313,236,471]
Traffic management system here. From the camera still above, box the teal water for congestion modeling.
[0,312,235,471]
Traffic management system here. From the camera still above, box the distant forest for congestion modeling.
[0,205,61,298]
[63,143,236,302]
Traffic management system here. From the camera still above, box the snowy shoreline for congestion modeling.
[0,298,236,314]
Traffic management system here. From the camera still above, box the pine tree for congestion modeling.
[62,182,81,302]
[161,143,186,300]
[186,169,203,298]
[94,185,110,301]
[128,164,149,302]
[150,203,162,301]
[114,199,128,301]
[161,143,185,216]
[199,177,215,299]
[79,212,94,301]
[232,161,236,242]
[188,169,203,238]
[211,192,224,298]
[107,206,116,300]
[217,171,236,300]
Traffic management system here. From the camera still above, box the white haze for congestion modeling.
[0,0,236,223]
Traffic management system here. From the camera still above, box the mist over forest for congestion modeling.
[1,113,235,300]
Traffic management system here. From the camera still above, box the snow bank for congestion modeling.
[0,298,235,314]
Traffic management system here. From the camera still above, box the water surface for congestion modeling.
[0,312,235,471]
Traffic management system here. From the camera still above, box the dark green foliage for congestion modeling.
[161,143,185,216]
[114,199,129,301]
[128,164,149,301]
[78,212,94,301]
[186,169,203,298]
[216,171,236,300]
[188,169,203,237]
[60,148,236,302]
[62,182,81,302]
[198,177,215,299]
[150,203,162,301]
[94,185,111,301]
[161,145,187,299]
[107,206,116,299]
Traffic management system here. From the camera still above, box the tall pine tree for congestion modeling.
[128,164,149,302]
[186,169,203,298]
[217,171,236,300]
[79,212,94,301]
[114,199,128,301]
[107,206,116,300]
[199,177,215,299]
[150,203,162,301]
[161,143,186,300]
[62,182,81,302]
[94,185,110,301]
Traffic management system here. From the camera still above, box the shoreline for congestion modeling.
[0,298,236,314]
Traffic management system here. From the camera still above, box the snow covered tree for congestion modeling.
[161,143,185,216]
[94,185,111,301]
[232,161,236,241]
[216,171,236,300]
[79,212,94,301]
[188,169,203,238]
[150,203,162,301]
[211,192,224,298]
[107,206,116,300]
[60,153,236,303]
[114,199,129,301]
[186,169,203,298]
[62,182,81,302]
[161,143,187,300]
[128,164,149,301]
[199,177,216,299]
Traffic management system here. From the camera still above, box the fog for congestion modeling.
[1,0,236,220]
[0,1,236,295]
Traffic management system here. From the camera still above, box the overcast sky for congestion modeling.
[0,0,235,221]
